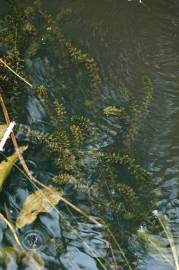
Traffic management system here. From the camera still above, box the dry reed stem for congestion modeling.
[0,59,33,88]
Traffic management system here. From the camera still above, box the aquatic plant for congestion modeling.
[104,76,153,148]
[89,152,155,226]
[66,41,102,91]
[0,1,156,269]
[24,100,94,186]
[24,98,155,239]
[0,0,102,117]
[126,75,153,147]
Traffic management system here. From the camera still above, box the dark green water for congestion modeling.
[1,0,179,269]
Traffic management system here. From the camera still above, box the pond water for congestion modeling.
[0,0,179,269]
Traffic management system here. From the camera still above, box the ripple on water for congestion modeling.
[21,230,46,251]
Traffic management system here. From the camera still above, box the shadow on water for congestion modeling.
[1,0,179,269]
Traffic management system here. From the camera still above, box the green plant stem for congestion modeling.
[157,215,179,270]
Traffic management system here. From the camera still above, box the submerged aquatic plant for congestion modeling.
[89,152,155,225]
[24,97,155,236]
[0,0,102,118]
[0,1,156,269]
[104,76,153,148]
[24,100,95,189]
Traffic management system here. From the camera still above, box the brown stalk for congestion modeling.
[0,87,100,226]
[109,241,120,270]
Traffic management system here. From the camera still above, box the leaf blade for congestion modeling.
[0,146,28,191]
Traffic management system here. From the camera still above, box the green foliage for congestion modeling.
[66,42,102,90]
[0,0,102,118]
[0,0,156,257]
[52,173,74,186]
[104,152,151,190]
[0,146,27,191]
[27,99,155,226]
[103,75,153,151]
[88,151,155,225]
[126,76,153,146]
[27,100,92,174]
[103,76,153,148]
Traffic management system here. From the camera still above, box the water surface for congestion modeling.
[1,0,179,269]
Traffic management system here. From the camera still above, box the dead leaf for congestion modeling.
[0,146,28,191]
[16,187,63,229]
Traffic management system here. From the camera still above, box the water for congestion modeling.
[1,0,179,269]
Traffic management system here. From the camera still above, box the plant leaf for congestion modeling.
[0,146,28,191]
[16,187,63,229]
[0,124,7,140]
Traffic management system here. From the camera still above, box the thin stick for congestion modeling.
[0,88,100,226]
[0,213,22,249]
[0,58,33,88]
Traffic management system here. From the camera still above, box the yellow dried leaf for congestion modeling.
[16,187,63,229]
